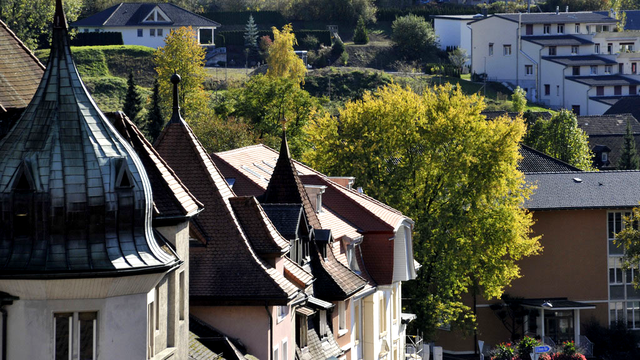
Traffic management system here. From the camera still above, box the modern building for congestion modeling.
[0,1,199,359]
[469,11,640,115]
[71,3,220,48]
[212,144,419,360]
[432,14,482,65]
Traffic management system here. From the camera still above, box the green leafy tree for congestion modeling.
[123,72,143,124]
[391,14,437,61]
[524,109,594,170]
[153,26,212,125]
[266,24,307,85]
[353,17,369,45]
[618,120,640,170]
[511,86,527,113]
[304,83,541,339]
[1,0,82,50]
[615,208,640,289]
[331,38,346,60]
[227,74,320,156]
[244,14,259,61]
[146,79,164,143]
[448,47,468,74]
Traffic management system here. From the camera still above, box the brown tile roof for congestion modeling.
[0,20,45,111]
[155,116,298,303]
[261,132,321,229]
[310,243,367,301]
[283,256,314,288]
[214,144,410,232]
[107,111,203,219]
[229,196,289,257]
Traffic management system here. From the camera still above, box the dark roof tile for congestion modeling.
[72,3,220,27]
[519,145,582,173]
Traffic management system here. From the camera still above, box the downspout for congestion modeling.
[467,24,473,75]
[517,13,521,87]
[1,307,6,360]
[265,303,273,360]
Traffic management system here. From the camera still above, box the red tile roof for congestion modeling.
[0,20,44,111]
[107,111,203,219]
[283,256,314,288]
[155,117,298,303]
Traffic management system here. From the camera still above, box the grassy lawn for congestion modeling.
[205,67,251,82]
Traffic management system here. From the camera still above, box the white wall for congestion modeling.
[540,60,567,108]
[564,81,590,115]
[470,16,519,82]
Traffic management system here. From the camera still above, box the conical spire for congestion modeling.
[168,72,185,125]
[262,130,321,229]
[0,0,177,275]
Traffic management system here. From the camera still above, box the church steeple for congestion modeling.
[0,0,177,275]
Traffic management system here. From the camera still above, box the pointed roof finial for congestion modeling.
[168,72,184,124]
[53,0,68,29]
[280,125,290,158]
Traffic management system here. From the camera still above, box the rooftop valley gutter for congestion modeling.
[265,302,273,360]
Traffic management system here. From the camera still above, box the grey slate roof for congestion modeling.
[566,75,640,86]
[518,145,581,173]
[586,134,640,169]
[543,55,617,66]
[495,12,617,24]
[71,3,220,27]
[525,171,640,210]
[604,96,640,120]
[590,96,625,106]
[523,35,593,46]
[577,113,640,135]
[0,0,178,276]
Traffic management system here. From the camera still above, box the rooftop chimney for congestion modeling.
[566,6,569,12]
[556,6,559,14]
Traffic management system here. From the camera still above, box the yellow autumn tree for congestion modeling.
[304,83,541,339]
[154,26,211,125]
[266,24,307,84]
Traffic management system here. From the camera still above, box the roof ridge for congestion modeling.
[215,143,274,155]
[103,3,124,26]
[164,3,222,27]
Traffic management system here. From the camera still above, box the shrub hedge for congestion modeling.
[71,32,123,46]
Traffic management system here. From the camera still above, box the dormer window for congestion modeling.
[346,244,361,272]
[602,152,608,162]
[143,7,170,23]
[316,193,322,213]
[11,163,36,238]
[114,159,134,189]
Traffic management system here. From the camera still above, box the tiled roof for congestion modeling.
[317,207,362,243]
[543,55,617,66]
[262,133,321,229]
[214,144,410,232]
[189,315,248,360]
[522,35,593,46]
[587,134,640,169]
[229,196,289,256]
[598,10,640,30]
[577,113,640,135]
[518,145,582,173]
[283,256,314,287]
[311,243,367,301]
[566,75,640,86]
[525,171,640,210]
[261,204,303,240]
[495,12,616,24]
[72,3,220,27]
[107,111,203,219]
[604,96,640,121]
[0,20,44,111]
[590,96,625,106]
[154,104,298,303]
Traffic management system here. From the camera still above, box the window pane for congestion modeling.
[611,285,625,299]
[79,312,96,360]
[55,313,72,360]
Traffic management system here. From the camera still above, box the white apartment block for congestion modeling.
[470,11,640,115]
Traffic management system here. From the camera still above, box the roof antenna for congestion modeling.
[168,72,184,124]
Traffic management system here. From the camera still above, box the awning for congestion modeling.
[296,306,316,317]
[520,298,596,310]
[307,296,334,310]
[401,313,417,325]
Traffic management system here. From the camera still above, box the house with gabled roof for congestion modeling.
[577,113,640,169]
[71,3,220,48]
[212,143,418,360]
[0,1,201,358]
[436,168,640,355]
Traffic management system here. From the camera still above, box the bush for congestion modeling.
[331,39,345,59]
[339,51,349,66]
[584,319,640,360]
[217,30,331,48]
[300,35,320,50]
[391,14,437,61]
[424,63,460,78]
[491,342,515,360]
[353,17,369,45]
[71,32,123,46]
[516,336,540,360]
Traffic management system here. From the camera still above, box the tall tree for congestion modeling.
[266,24,307,85]
[304,83,541,339]
[153,26,211,125]
[353,16,369,45]
[391,14,437,61]
[523,109,594,170]
[244,14,259,62]
[511,86,527,113]
[618,120,640,170]
[146,79,164,143]
[123,72,143,124]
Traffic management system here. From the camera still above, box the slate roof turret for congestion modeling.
[0,0,178,277]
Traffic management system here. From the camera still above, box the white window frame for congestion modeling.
[277,305,289,323]
[525,65,533,75]
[544,24,550,34]
[54,312,98,360]
[488,43,494,56]
[571,45,579,54]
[503,44,512,56]
[137,29,143,37]
[557,24,565,34]
[595,43,600,53]
[282,338,288,360]
[157,28,163,37]
[273,344,279,360]
[338,302,347,335]
[591,66,598,75]
[605,65,612,74]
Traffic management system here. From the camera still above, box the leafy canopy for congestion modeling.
[304,83,541,338]
[153,26,211,125]
[266,24,307,84]
[511,86,527,113]
[523,109,594,170]
[391,14,438,61]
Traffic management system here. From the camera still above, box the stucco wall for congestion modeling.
[75,26,215,48]
[470,17,518,81]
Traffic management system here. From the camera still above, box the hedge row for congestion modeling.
[71,32,123,46]
[377,4,482,21]
[216,30,331,47]
[202,11,286,27]
[424,63,460,78]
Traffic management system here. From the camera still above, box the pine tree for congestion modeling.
[618,120,639,170]
[123,72,143,123]
[353,17,369,45]
[244,14,259,61]
[147,79,165,143]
